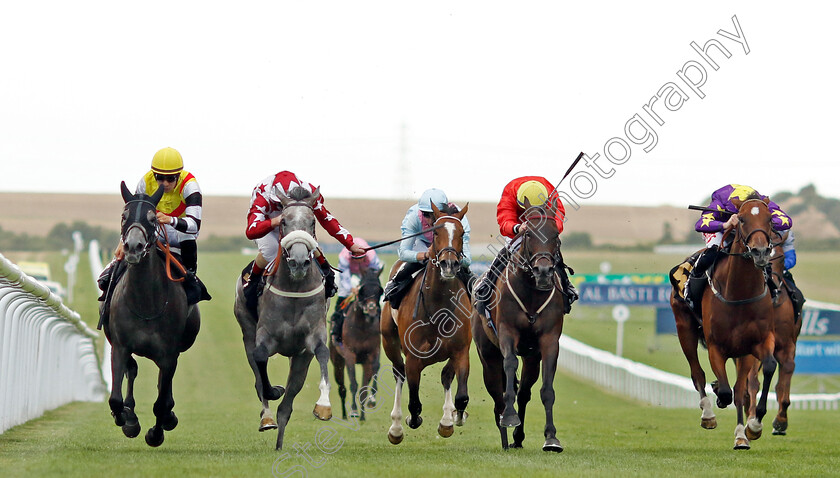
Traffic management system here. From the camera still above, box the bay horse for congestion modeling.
[381,202,471,444]
[671,196,780,450]
[329,267,384,421]
[105,181,200,447]
[472,200,566,452]
[233,187,332,450]
[747,234,801,436]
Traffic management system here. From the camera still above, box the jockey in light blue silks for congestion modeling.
[685,184,794,314]
[383,188,475,308]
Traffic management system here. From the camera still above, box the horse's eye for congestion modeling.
[280,218,286,228]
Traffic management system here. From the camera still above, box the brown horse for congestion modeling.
[380,203,471,444]
[747,234,801,436]
[671,197,781,450]
[330,267,384,421]
[472,201,566,452]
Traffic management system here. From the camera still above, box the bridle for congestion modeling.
[517,214,559,277]
[121,199,159,260]
[726,200,783,262]
[428,215,464,268]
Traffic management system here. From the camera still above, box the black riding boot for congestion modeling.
[331,299,347,344]
[178,240,209,305]
[97,259,127,330]
[764,265,781,305]
[456,264,477,300]
[383,261,425,309]
[242,262,264,317]
[475,247,510,320]
[556,265,578,314]
[320,260,338,298]
[686,245,719,313]
[783,270,805,319]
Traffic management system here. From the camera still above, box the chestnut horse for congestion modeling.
[472,201,566,452]
[381,203,471,444]
[330,267,384,421]
[671,197,781,450]
[747,234,801,436]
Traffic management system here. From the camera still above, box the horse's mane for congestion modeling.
[438,203,459,215]
[744,192,763,202]
[287,186,314,201]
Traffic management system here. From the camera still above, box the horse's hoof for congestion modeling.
[122,422,141,438]
[438,423,454,438]
[388,432,404,445]
[366,398,377,409]
[542,438,564,453]
[111,410,126,427]
[259,416,278,432]
[500,414,521,428]
[350,410,359,418]
[162,412,178,431]
[313,404,332,421]
[746,418,762,441]
[406,416,423,429]
[733,437,750,450]
[145,427,165,447]
[701,417,717,429]
[455,411,468,427]
[711,380,719,394]
[266,386,285,401]
[772,417,788,435]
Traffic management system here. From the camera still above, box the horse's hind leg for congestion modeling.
[145,357,178,447]
[344,350,360,419]
[438,360,456,438]
[121,356,141,438]
[312,341,333,421]
[405,357,424,430]
[674,303,715,428]
[330,344,348,420]
[733,356,753,450]
[275,353,315,451]
[773,345,796,435]
[453,347,470,428]
[511,354,540,448]
[747,351,777,443]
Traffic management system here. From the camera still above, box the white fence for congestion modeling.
[557,335,840,410]
[0,252,105,434]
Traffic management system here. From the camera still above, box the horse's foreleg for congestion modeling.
[108,347,128,428]
[365,350,381,410]
[500,336,521,428]
[243,325,279,431]
[734,356,752,450]
[475,335,508,450]
[345,351,360,419]
[773,345,796,435]
[756,350,777,424]
[358,358,376,420]
[275,352,315,451]
[438,360,456,438]
[387,372,405,445]
[313,341,332,421]
[254,331,283,401]
[145,357,178,447]
[707,345,732,409]
[538,334,563,453]
[405,357,424,430]
[121,356,141,438]
[511,355,540,448]
[330,345,348,420]
[453,348,470,428]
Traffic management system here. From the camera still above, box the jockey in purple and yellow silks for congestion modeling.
[685,184,792,312]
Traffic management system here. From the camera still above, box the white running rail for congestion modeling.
[88,240,112,390]
[0,252,105,434]
[557,335,840,410]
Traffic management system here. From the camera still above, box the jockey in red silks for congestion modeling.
[242,171,366,315]
[474,176,577,319]
[685,184,793,312]
[330,237,384,344]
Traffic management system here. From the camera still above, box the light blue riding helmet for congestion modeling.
[418,188,448,213]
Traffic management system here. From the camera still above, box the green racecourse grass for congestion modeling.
[1,250,839,477]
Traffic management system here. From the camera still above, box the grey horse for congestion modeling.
[105,181,201,447]
[234,186,332,450]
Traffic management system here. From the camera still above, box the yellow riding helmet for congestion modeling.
[151,147,184,175]
[516,180,550,208]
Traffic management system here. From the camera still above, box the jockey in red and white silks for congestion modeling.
[246,170,358,263]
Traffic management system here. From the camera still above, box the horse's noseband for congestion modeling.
[122,199,159,259]
[430,247,463,268]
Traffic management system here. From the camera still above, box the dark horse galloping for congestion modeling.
[104,182,200,447]
[671,196,780,450]
[381,203,471,444]
[472,200,566,452]
[329,267,384,421]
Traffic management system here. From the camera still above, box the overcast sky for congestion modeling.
[1,2,837,209]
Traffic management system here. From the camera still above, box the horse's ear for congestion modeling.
[150,182,165,206]
[430,201,442,219]
[522,196,532,209]
[455,202,469,220]
[120,181,133,203]
[731,197,743,209]
[763,197,770,205]
[309,186,321,207]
